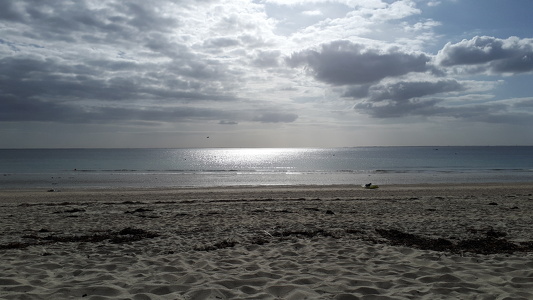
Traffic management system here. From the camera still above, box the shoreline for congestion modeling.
[2,181,532,191]
[1,181,532,203]
[1,182,533,299]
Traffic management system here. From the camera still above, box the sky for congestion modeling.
[1,0,533,148]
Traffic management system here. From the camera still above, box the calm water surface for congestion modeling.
[1,147,532,189]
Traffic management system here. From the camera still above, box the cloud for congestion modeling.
[360,0,420,22]
[354,98,443,118]
[0,92,298,125]
[1,0,532,148]
[351,83,533,125]
[342,85,372,98]
[202,37,241,49]
[437,36,533,74]
[0,94,218,124]
[286,40,431,85]
[0,2,25,22]
[252,112,298,123]
[471,112,533,125]
[286,0,424,47]
[0,1,180,46]
[251,50,282,68]
[302,10,322,16]
[353,96,526,122]
[264,0,377,5]
[366,80,464,102]
[0,1,280,127]
[0,54,300,125]
[0,56,233,103]
[513,98,533,108]
[348,79,464,118]
[219,120,238,125]
[287,36,533,125]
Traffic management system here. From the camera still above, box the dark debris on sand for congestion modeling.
[376,228,533,255]
[180,226,533,254]
[272,228,339,239]
[194,240,238,251]
[0,227,159,250]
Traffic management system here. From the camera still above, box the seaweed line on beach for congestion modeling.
[185,226,533,254]
[375,228,533,255]
[3,225,533,255]
[0,227,159,250]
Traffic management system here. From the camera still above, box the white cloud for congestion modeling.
[302,10,322,16]
[363,0,420,21]
[264,0,385,6]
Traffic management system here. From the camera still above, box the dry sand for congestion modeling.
[1,183,533,299]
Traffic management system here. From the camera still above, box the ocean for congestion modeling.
[1,147,532,189]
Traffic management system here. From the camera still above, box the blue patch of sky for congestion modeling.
[423,0,533,40]
[463,73,533,101]
[493,75,533,99]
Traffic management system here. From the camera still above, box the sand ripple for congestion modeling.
[1,184,533,299]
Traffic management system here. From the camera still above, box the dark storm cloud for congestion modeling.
[286,40,432,85]
[437,36,533,74]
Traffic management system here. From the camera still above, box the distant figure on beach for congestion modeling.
[363,183,379,189]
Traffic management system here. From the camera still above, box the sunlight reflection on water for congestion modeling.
[189,148,315,171]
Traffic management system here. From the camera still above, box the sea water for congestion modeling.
[1,147,532,189]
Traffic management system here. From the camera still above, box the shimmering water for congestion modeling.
[1,147,532,189]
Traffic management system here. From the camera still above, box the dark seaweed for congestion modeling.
[376,228,533,255]
[0,227,159,250]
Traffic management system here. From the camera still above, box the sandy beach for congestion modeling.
[1,183,533,299]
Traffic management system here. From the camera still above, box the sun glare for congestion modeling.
[192,148,310,170]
